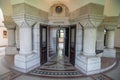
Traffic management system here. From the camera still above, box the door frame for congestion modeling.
[40,24,48,65]
[69,24,76,66]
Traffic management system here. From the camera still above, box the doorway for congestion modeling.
[56,28,65,56]
[69,25,76,66]
[56,27,70,57]
[40,25,47,65]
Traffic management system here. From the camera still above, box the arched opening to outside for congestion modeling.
[57,28,65,56]
[0,8,8,47]
[0,8,4,26]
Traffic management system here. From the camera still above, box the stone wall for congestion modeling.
[114,28,120,48]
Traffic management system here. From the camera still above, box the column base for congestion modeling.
[5,47,18,55]
[14,53,40,73]
[75,54,101,75]
[103,48,116,58]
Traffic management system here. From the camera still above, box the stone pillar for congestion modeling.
[103,27,116,58]
[19,27,32,54]
[106,30,115,49]
[14,22,40,73]
[83,28,96,56]
[75,21,101,75]
[4,21,18,55]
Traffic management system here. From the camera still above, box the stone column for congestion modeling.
[4,21,18,55]
[12,2,40,73]
[14,21,40,73]
[75,20,101,75]
[83,28,96,56]
[105,30,115,49]
[103,27,116,58]
[19,27,32,54]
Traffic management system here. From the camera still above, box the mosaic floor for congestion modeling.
[28,49,117,79]
[0,70,22,80]
[29,50,84,77]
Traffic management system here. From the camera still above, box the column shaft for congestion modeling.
[83,28,96,56]
[8,29,15,46]
[106,30,115,48]
[19,27,32,55]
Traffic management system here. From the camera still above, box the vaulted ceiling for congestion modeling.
[11,0,105,12]
[0,0,120,16]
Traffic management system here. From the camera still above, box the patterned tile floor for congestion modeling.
[0,70,22,80]
[0,47,120,80]
[29,49,84,77]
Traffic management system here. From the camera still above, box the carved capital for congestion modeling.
[79,15,104,29]
[103,16,118,31]
[105,25,116,31]
[15,20,34,28]
[13,15,37,28]
[3,16,16,29]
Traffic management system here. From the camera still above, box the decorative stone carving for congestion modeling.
[103,16,118,31]
[49,3,69,17]
[105,25,116,31]
[48,3,70,25]
[3,16,16,29]
[78,15,104,29]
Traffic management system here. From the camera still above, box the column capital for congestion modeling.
[4,21,16,30]
[84,20,97,29]
[13,18,36,28]
[103,16,118,31]
[104,24,116,31]
[3,16,16,30]
[80,15,104,29]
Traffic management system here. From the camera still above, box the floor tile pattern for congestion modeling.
[0,70,21,80]
[29,52,84,77]
[91,74,113,80]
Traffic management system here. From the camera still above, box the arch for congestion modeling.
[0,8,4,26]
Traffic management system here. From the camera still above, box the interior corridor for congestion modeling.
[29,42,83,77]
